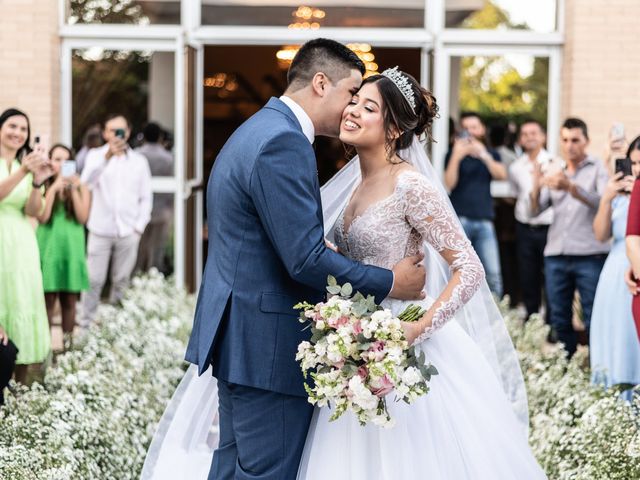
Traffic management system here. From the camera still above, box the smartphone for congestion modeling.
[458,129,471,140]
[615,157,632,177]
[610,123,625,142]
[115,128,126,139]
[33,134,49,160]
[61,160,77,178]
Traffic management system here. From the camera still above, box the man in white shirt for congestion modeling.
[80,114,152,325]
[508,119,553,320]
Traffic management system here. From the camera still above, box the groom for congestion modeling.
[185,38,426,480]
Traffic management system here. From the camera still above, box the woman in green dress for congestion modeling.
[36,144,90,347]
[0,108,53,383]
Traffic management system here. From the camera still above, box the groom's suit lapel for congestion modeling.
[264,97,303,131]
[263,97,324,225]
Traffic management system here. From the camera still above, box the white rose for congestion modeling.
[401,367,422,386]
[371,310,392,323]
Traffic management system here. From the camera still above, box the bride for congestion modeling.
[142,68,546,480]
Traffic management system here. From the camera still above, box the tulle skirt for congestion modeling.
[298,299,546,480]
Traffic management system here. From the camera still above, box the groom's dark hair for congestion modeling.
[287,38,365,91]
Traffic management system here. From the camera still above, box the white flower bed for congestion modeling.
[502,302,640,480]
[0,271,193,479]
[0,278,638,479]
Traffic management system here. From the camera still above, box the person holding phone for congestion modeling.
[79,114,152,326]
[444,112,507,298]
[590,135,640,400]
[36,144,90,348]
[0,108,52,383]
[531,117,610,357]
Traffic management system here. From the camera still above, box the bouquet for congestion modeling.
[295,276,438,428]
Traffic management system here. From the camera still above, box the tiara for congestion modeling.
[381,66,416,113]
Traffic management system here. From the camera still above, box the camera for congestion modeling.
[115,128,126,139]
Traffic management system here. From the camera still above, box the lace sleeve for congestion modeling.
[400,171,485,342]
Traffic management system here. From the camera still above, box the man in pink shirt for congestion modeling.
[80,114,152,326]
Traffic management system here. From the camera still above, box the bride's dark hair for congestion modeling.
[361,71,438,161]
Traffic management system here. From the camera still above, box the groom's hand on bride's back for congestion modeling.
[390,253,426,300]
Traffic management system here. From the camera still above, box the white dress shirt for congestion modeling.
[81,144,152,238]
[508,149,554,226]
[280,95,315,144]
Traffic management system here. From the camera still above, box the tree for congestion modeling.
[69,0,146,24]
[457,1,548,126]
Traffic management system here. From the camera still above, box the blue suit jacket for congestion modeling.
[185,97,393,397]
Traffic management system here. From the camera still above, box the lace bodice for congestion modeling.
[334,170,485,341]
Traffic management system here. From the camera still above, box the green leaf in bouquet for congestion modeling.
[352,292,365,302]
[318,365,333,374]
[341,362,358,377]
[310,329,325,343]
[358,342,373,351]
[327,285,342,295]
[352,302,368,317]
[340,283,353,297]
[327,275,338,287]
[425,364,439,376]
[356,333,369,344]
[365,295,377,312]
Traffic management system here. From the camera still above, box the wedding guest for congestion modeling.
[444,112,507,297]
[80,114,152,326]
[75,124,103,175]
[0,326,18,405]
[36,144,91,348]
[625,137,640,341]
[531,117,609,356]
[135,122,173,273]
[508,119,552,320]
[591,135,640,400]
[0,108,51,383]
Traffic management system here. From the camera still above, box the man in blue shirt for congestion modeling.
[444,112,507,297]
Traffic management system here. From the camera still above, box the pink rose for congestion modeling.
[368,341,386,361]
[353,320,363,335]
[373,374,394,397]
[357,366,368,380]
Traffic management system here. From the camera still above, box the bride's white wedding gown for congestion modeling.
[297,170,546,479]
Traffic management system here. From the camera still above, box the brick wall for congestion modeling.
[562,0,640,160]
[0,0,60,143]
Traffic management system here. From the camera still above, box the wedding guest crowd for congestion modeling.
[0,107,167,403]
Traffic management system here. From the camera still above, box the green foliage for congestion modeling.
[69,0,146,25]
[457,1,548,126]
